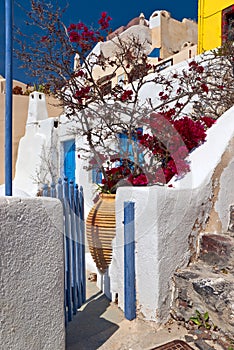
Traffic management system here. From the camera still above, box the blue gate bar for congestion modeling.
[79,186,86,303]
[69,179,78,314]
[124,201,136,320]
[64,177,72,322]
[5,0,13,196]
[75,184,83,308]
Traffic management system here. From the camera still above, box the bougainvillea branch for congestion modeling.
[15,1,233,193]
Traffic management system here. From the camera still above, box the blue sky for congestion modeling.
[0,0,198,83]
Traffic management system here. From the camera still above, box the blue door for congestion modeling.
[63,139,75,183]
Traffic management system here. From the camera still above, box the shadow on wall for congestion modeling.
[66,293,119,350]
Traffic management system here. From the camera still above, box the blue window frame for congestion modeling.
[92,165,103,184]
[118,128,144,165]
[63,139,75,183]
[91,128,144,185]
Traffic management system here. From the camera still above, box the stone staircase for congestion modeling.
[171,233,234,338]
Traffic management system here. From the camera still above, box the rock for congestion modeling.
[171,260,234,335]
[200,234,234,267]
[184,335,195,343]
[194,339,215,350]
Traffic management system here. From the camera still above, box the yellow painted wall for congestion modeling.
[198,0,233,53]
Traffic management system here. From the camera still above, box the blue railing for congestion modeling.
[42,178,86,325]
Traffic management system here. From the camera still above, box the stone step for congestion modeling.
[171,259,234,337]
[199,233,234,268]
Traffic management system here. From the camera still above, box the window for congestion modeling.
[222,5,234,43]
[91,128,144,185]
[117,73,125,87]
[155,58,173,72]
[118,128,144,165]
[92,165,102,184]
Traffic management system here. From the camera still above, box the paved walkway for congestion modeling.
[66,273,226,350]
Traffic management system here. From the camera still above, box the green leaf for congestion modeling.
[205,322,211,330]
[190,317,202,326]
[203,311,209,321]
[195,310,201,318]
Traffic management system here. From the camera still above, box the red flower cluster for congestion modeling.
[67,12,112,51]
[75,69,86,78]
[100,159,148,193]
[173,117,206,151]
[120,89,133,102]
[200,83,209,93]
[128,173,148,186]
[139,112,215,184]
[41,35,48,42]
[188,60,204,74]
[200,116,216,128]
[68,25,98,51]
[74,86,90,104]
[98,12,112,30]
[139,134,165,156]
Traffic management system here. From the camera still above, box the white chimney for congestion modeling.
[27,92,48,124]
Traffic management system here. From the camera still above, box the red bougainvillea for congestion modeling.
[120,89,133,102]
[172,117,206,151]
[67,12,112,51]
[67,14,217,192]
[100,160,149,193]
[98,112,216,192]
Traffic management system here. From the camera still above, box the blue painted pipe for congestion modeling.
[5,0,13,196]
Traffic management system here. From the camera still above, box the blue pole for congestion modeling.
[5,0,13,196]
[124,201,136,321]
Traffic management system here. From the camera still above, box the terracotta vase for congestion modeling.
[86,193,116,273]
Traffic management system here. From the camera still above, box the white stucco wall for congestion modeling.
[14,118,56,196]
[215,146,234,231]
[110,184,211,322]
[172,106,234,190]
[0,196,65,350]
[101,24,152,58]
[108,106,234,323]
[171,106,234,233]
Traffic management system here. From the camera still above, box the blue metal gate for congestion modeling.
[42,178,86,325]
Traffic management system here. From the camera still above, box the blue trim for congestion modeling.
[148,47,160,58]
[5,0,13,196]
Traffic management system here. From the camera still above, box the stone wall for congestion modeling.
[0,196,65,350]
